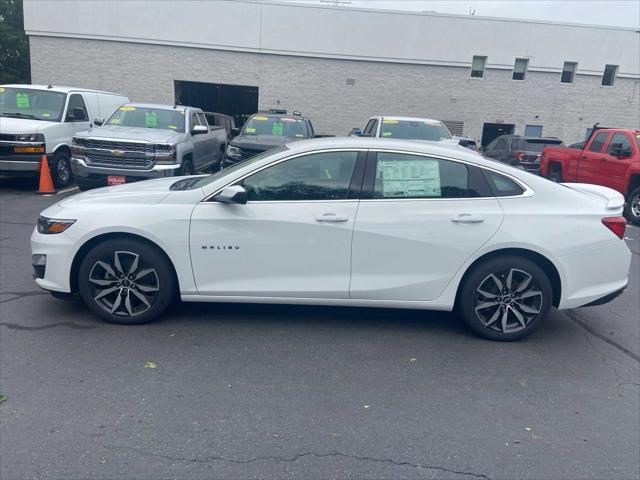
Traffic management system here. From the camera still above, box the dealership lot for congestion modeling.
[1,178,639,479]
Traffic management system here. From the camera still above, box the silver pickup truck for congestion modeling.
[71,103,226,190]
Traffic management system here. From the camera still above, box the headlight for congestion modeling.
[154,144,177,163]
[17,133,45,143]
[72,137,86,146]
[36,216,76,234]
[226,145,241,158]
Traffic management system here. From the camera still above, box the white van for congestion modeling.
[0,85,129,187]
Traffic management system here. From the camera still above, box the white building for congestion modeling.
[24,0,640,145]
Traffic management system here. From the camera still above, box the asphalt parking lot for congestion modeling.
[0,177,638,480]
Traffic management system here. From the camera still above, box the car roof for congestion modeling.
[123,102,191,112]
[0,84,125,96]
[250,113,309,121]
[377,115,445,124]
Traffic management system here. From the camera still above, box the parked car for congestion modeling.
[454,135,480,151]
[71,103,227,190]
[0,84,129,187]
[540,127,640,223]
[359,115,453,141]
[204,112,235,141]
[223,110,315,167]
[32,137,631,341]
[483,135,564,172]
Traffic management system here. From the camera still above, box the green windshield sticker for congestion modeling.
[382,131,392,137]
[16,93,30,109]
[272,122,284,136]
[42,112,50,117]
[145,111,158,127]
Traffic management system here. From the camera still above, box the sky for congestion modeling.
[279,0,640,28]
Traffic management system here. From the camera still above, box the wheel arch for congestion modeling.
[455,247,562,308]
[69,232,180,295]
[627,173,640,197]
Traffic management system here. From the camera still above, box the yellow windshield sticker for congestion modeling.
[0,87,4,93]
[110,118,121,124]
[245,127,256,133]
[295,134,304,138]
[383,119,399,124]
[253,116,268,121]
[382,131,392,137]
[119,106,136,111]
[168,124,177,129]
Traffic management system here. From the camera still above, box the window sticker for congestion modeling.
[382,131,392,137]
[380,159,441,197]
[42,112,50,118]
[272,122,284,135]
[16,92,30,109]
[168,124,177,130]
[253,116,268,121]
[145,111,158,127]
[245,127,256,133]
[383,119,399,124]
[295,133,304,138]
[119,106,136,111]
[110,117,121,124]
[0,87,5,93]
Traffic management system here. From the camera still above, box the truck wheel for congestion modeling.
[180,160,195,176]
[51,150,73,188]
[547,164,563,183]
[624,187,640,225]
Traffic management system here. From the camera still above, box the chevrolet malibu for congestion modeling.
[31,138,632,341]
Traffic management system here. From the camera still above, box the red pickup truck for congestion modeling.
[540,128,640,224]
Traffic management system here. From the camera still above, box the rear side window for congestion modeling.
[483,170,524,197]
[589,132,609,153]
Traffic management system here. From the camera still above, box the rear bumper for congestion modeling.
[579,285,626,307]
[71,157,181,186]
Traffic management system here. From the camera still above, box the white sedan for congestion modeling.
[31,138,632,340]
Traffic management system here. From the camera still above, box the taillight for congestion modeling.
[513,151,526,161]
[602,217,626,240]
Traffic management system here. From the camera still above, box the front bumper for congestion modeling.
[31,227,76,293]
[0,155,48,175]
[71,157,181,187]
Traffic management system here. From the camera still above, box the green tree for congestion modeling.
[0,0,31,84]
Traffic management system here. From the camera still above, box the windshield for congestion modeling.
[192,145,288,189]
[242,115,308,138]
[0,87,66,121]
[105,106,186,132]
[379,120,451,141]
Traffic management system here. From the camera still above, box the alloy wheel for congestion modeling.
[631,192,640,219]
[57,158,71,184]
[474,268,543,334]
[88,251,160,317]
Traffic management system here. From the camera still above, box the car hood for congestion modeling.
[75,125,183,143]
[0,116,57,133]
[57,177,187,207]
[230,134,298,151]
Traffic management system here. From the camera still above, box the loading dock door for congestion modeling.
[174,80,258,127]
[481,123,515,148]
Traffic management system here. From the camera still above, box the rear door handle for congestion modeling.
[315,213,349,223]
[451,214,485,224]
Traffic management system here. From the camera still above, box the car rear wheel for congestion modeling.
[624,187,640,225]
[78,239,175,325]
[459,256,552,341]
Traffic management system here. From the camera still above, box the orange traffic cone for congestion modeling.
[37,155,56,194]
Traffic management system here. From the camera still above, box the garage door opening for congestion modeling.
[481,123,515,147]
[174,80,258,127]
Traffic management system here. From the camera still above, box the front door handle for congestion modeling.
[599,157,607,161]
[452,214,485,224]
[315,213,349,223]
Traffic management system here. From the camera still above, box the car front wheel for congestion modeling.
[459,256,552,341]
[78,239,175,324]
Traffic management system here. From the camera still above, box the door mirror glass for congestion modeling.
[609,142,623,157]
[191,124,208,135]
[215,185,248,204]
[94,117,105,126]
[348,127,363,137]
[67,108,87,122]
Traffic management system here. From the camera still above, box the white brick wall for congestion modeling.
[30,36,640,144]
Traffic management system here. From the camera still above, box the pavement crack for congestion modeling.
[100,444,491,478]
[0,290,49,303]
[0,322,98,331]
[0,220,35,226]
[565,309,640,363]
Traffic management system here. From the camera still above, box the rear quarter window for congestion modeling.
[483,170,524,197]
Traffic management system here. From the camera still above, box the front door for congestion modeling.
[350,151,504,301]
[189,150,364,298]
[599,132,635,192]
[64,93,91,136]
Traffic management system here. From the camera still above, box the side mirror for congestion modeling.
[94,117,105,126]
[348,128,363,137]
[215,185,248,205]
[67,108,87,122]
[231,127,240,137]
[191,125,208,135]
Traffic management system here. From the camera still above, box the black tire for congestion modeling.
[547,163,563,183]
[78,238,176,325]
[624,187,640,225]
[458,256,553,341]
[180,159,195,176]
[51,150,73,188]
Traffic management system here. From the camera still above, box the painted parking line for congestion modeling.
[57,186,79,195]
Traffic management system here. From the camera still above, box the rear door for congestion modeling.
[577,131,611,184]
[598,132,636,192]
[350,151,504,301]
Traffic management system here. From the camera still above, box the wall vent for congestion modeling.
[443,120,464,136]
[346,78,355,86]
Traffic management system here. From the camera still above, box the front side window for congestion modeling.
[561,61,577,83]
[602,65,618,86]
[0,87,66,122]
[471,56,487,78]
[379,120,451,141]
[197,112,209,128]
[242,151,358,201]
[106,106,186,132]
[512,58,529,81]
[589,132,609,152]
[373,153,473,199]
[242,115,309,139]
[66,94,88,122]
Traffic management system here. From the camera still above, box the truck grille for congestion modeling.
[84,139,154,154]
[85,153,153,169]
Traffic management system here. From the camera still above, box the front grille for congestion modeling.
[0,145,15,156]
[239,147,265,159]
[0,134,16,142]
[85,153,153,169]
[84,139,154,154]
[33,265,46,279]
